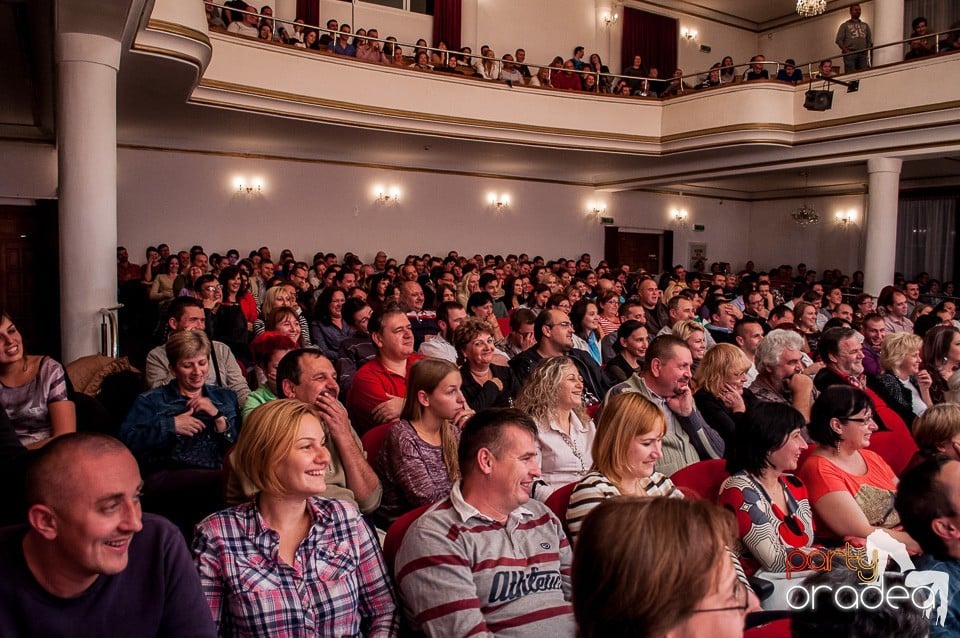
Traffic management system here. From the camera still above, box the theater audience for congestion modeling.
[149,255,180,302]
[566,392,680,542]
[374,358,473,526]
[570,298,602,365]
[797,386,919,551]
[253,284,311,345]
[673,319,708,371]
[775,58,803,84]
[0,310,75,448]
[193,399,398,636]
[860,312,886,375]
[750,328,816,422]
[309,286,352,359]
[515,356,596,497]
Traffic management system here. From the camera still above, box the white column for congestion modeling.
[871,0,904,67]
[863,157,902,296]
[56,33,121,362]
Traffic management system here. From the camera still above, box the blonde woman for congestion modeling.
[193,399,398,636]
[374,358,473,526]
[455,270,480,306]
[911,403,960,467]
[566,392,681,543]
[693,343,755,449]
[515,356,597,497]
[672,319,708,370]
[878,331,932,420]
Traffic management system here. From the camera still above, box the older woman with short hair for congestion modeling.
[194,399,398,636]
[566,392,681,543]
[693,343,755,449]
[910,403,960,466]
[515,356,596,497]
[877,331,932,420]
[254,284,312,345]
[454,317,515,411]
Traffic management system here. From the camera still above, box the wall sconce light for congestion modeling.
[234,177,263,195]
[601,11,619,28]
[680,27,698,42]
[835,209,856,228]
[487,192,511,212]
[588,202,607,221]
[373,185,401,205]
[670,207,689,227]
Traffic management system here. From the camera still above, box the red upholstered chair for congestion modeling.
[544,481,577,537]
[360,421,393,464]
[497,316,511,337]
[670,459,730,503]
[868,430,918,477]
[744,618,791,637]
[382,503,433,575]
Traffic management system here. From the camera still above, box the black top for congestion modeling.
[459,363,515,410]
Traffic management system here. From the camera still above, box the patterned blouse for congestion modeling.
[0,357,69,446]
[193,496,398,637]
[719,472,815,575]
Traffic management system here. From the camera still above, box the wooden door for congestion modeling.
[605,228,673,274]
[0,204,61,357]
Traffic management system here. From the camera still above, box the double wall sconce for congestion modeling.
[487,192,511,212]
[680,27,698,42]
[234,177,264,195]
[373,185,401,205]
[588,202,607,221]
[670,207,689,227]
[835,209,856,228]
[601,11,619,28]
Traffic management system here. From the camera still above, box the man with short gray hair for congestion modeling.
[750,329,816,422]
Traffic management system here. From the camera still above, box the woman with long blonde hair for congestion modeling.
[515,356,596,497]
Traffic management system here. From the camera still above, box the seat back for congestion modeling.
[497,316,511,337]
[867,430,918,477]
[360,421,393,464]
[383,503,433,574]
[544,481,577,537]
[670,459,730,502]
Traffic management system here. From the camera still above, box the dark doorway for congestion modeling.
[605,227,673,274]
[0,202,60,358]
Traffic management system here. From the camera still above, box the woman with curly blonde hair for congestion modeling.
[514,356,596,497]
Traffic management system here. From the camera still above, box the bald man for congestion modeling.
[0,433,215,637]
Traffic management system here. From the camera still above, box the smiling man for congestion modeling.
[607,335,723,475]
[0,433,215,637]
[396,408,574,637]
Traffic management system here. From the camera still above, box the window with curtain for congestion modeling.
[896,196,958,282]
[620,7,678,78]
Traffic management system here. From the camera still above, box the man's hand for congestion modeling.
[371,394,403,424]
[666,387,694,417]
[787,372,813,396]
[315,391,352,435]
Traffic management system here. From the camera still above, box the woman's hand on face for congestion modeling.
[916,369,933,392]
[719,384,746,413]
[451,407,475,430]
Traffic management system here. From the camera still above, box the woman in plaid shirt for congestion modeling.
[193,399,398,636]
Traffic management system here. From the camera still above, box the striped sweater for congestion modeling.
[395,484,575,638]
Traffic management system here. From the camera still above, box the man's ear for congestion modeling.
[648,357,662,377]
[931,517,960,542]
[477,447,495,475]
[167,316,178,331]
[27,505,59,541]
[280,378,295,399]
[371,331,384,349]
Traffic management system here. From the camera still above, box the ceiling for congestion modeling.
[682,0,844,30]
[6,0,960,202]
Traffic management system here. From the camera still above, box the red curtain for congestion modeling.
[432,0,461,50]
[621,7,677,77]
[296,0,320,27]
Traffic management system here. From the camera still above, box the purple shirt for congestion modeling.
[862,344,882,377]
